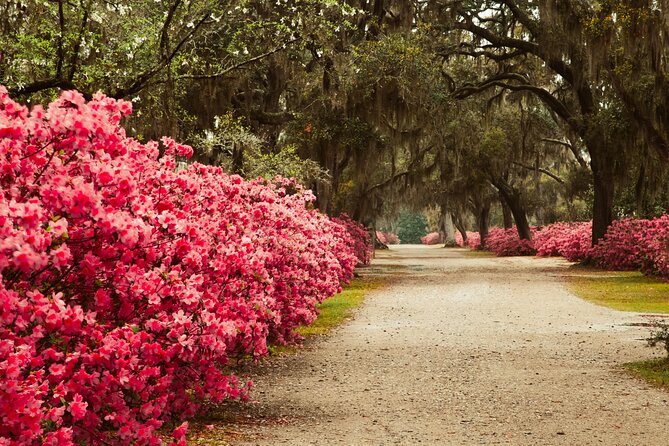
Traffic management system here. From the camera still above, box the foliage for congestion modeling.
[647,321,669,357]
[331,214,373,266]
[454,231,480,250]
[396,212,428,244]
[192,115,329,184]
[376,231,399,245]
[534,221,593,261]
[589,216,669,275]
[485,228,537,256]
[0,87,361,445]
[420,232,442,245]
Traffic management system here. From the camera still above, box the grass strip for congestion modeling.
[268,276,381,355]
[566,269,669,314]
[623,359,669,391]
[297,276,379,336]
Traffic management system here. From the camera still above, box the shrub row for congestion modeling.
[0,87,371,445]
[454,218,669,278]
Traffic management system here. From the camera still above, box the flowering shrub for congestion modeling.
[376,231,399,245]
[534,221,592,261]
[332,214,373,265]
[0,87,359,445]
[590,216,669,276]
[485,228,537,256]
[451,216,669,278]
[420,232,442,245]
[454,231,480,249]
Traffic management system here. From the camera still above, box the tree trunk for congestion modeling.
[476,204,490,249]
[453,214,468,245]
[591,164,615,246]
[231,142,244,175]
[494,181,532,241]
[500,192,513,229]
[589,141,615,245]
[442,211,456,246]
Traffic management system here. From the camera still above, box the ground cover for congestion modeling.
[566,269,669,314]
[624,359,669,391]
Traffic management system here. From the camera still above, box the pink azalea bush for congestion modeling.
[453,217,669,277]
[454,231,480,249]
[590,216,669,275]
[420,232,442,245]
[534,221,592,261]
[332,214,373,265]
[376,231,399,245]
[485,228,537,256]
[0,87,360,445]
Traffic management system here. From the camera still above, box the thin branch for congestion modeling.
[68,0,90,82]
[454,74,576,130]
[56,0,65,78]
[111,11,210,98]
[512,161,564,183]
[160,0,182,59]
[542,137,588,168]
[177,37,299,81]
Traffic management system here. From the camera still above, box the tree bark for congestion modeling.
[494,180,532,240]
[453,214,468,245]
[442,211,456,246]
[476,204,490,249]
[591,156,615,245]
[500,192,513,229]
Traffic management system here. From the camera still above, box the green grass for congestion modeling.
[464,249,496,257]
[624,358,669,391]
[296,277,380,336]
[566,270,669,313]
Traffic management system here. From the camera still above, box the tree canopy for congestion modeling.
[3,0,669,244]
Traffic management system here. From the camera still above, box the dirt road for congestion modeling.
[231,245,668,445]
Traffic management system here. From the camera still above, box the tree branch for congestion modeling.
[111,10,210,98]
[8,79,80,97]
[499,0,539,37]
[454,73,576,130]
[68,0,90,82]
[512,161,564,183]
[177,37,299,81]
[542,137,588,168]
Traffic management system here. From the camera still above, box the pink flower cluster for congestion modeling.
[420,232,442,245]
[534,221,592,261]
[485,228,537,256]
[376,231,399,245]
[0,87,361,445]
[454,231,481,249]
[331,214,373,265]
[590,216,669,275]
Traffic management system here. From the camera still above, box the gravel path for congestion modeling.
[231,245,668,445]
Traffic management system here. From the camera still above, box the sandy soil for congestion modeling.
[229,245,668,445]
